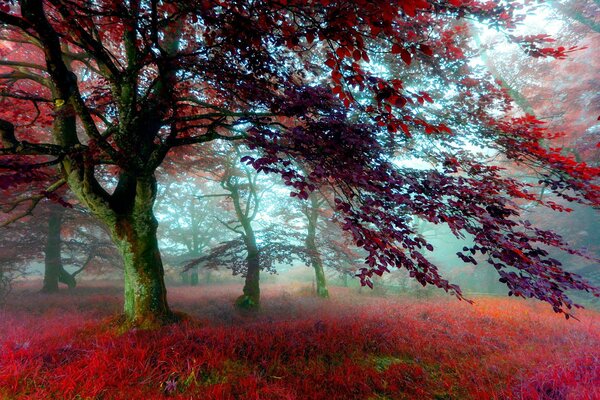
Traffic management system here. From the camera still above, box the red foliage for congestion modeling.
[1,0,599,321]
[1,283,599,399]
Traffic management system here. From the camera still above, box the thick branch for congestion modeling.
[0,71,51,87]
[0,60,46,70]
[0,11,32,31]
[0,91,52,102]
[46,0,122,78]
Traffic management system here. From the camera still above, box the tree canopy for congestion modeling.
[0,0,598,325]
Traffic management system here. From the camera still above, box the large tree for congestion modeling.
[1,0,599,326]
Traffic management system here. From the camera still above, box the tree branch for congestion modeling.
[1,178,66,227]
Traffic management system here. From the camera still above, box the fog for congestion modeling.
[1,1,599,398]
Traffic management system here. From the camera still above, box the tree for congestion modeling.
[41,204,73,291]
[0,216,34,303]
[214,146,270,309]
[470,2,600,290]
[0,0,598,326]
[284,188,363,297]
[155,180,225,286]
[303,192,330,298]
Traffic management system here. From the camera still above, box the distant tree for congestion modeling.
[284,189,364,296]
[0,1,598,326]
[303,192,330,298]
[471,1,600,288]
[0,217,33,303]
[41,204,72,291]
[186,224,312,294]
[155,180,225,286]
[215,147,270,309]
[59,209,122,281]
[0,200,121,293]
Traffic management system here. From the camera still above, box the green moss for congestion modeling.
[371,355,413,371]
[234,294,260,310]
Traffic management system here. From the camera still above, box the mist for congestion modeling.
[1,0,599,399]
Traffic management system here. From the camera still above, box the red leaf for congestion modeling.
[399,123,410,137]
[419,44,433,56]
[400,49,412,65]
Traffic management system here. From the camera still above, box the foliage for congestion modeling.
[1,283,599,399]
[0,0,598,319]
[186,225,312,277]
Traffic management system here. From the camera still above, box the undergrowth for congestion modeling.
[0,282,598,399]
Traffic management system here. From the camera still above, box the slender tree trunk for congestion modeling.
[181,270,190,285]
[42,207,64,292]
[42,206,77,291]
[0,267,5,300]
[190,200,200,287]
[306,230,329,298]
[236,231,260,310]
[227,179,261,310]
[306,194,329,298]
[190,267,199,286]
[58,267,76,288]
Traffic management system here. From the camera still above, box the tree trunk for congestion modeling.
[190,267,199,286]
[42,207,64,293]
[235,232,260,310]
[42,206,78,292]
[227,179,261,310]
[307,235,329,298]
[58,266,76,288]
[181,270,190,285]
[306,194,329,298]
[105,177,173,327]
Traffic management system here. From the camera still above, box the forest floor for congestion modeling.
[0,282,599,400]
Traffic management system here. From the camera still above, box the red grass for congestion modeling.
[1,282,599,399]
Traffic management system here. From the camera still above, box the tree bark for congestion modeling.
[236,230,261,309]
[59,266,76,288]
[42,206,64,292]
[181,270,190,285]
[190,268,199,286]
[103,176,173,327]
[226,178,262,310]
[306,194,329,298]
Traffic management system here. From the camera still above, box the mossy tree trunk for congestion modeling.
[306,193,329,298]
[236,229,260,309]
[103,176,172,327]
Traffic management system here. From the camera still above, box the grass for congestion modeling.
[0,281,599,399]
